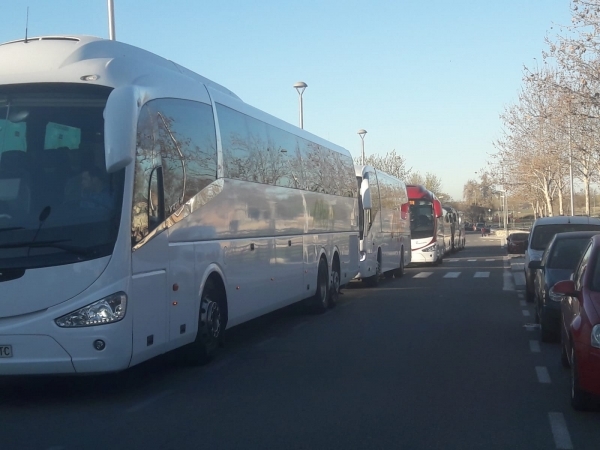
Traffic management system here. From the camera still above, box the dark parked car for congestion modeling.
[524,216,600,302]
[553,234,600,409]
[507,232,529,254]
[528,231,600,342]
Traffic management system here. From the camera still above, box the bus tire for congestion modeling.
[181,278,224,365]
[364,253,381,287]
[394,253,405,278]
[310,257,329,313]
[329,257,340,308]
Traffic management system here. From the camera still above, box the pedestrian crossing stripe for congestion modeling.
[412,271,491,278]
[444,272,461,278]
[413,272,433,278]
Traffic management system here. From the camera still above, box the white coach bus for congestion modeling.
[354,165,411,286]
[0,36,359,374]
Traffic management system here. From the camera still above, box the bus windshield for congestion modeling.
[410,201,434,239]
[0,84,124,270]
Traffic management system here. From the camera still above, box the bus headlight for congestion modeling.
[55,292,127,328]
[591,325,600,349]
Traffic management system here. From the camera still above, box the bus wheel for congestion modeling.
[394,254,405,278]
[329,259,340,308]
[311,257,329,313]
[182,279,223,365]
[364,256,381,287]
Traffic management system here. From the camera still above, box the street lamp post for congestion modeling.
[107,0,116,40]
[293,82,307,129]
[358,129,367,165]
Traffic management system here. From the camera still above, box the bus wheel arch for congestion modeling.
[309,255,329,313]
[181,271,227,366]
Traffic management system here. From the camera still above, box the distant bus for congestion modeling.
[407,185,445,264]
[0,36,359,375]
[442,205,465,252]
[355,165,411,285]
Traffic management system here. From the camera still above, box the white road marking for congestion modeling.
[529,340,541,352]
[486,259,495,261]
[468,259,477,262]
[523,323,540,331]
[517,292,524,299]
[443,272,461,278]
[474,272,490,278]
[536,366,551,384]
[413,272,433,278]
[446,259,459,262]
[503,271,515,291]
[513,272,526,286]
[548,412,573,449]
[519,300,527,307]
[522,310,531,317]
[127,390,174,413]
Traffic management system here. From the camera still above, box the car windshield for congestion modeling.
[547,238,591,270]
[409,201,434,239]
[530,224,600,251]
[0,84,125,270]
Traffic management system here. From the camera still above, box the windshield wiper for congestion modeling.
[0,239,71,249]
[0,239,98,256]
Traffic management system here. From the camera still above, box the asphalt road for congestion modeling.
[1,232,599,450]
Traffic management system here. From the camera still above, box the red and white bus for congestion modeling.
[407,185,445,265]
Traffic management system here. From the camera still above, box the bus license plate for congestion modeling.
[0,345,12,358]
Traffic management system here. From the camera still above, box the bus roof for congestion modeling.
[0,35,239,99]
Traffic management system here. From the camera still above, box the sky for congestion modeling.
[0,0,574,200]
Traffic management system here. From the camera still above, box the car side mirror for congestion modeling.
[528,260,542,270]
[551,280,578,298]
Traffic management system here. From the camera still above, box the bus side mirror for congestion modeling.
[433,199,443,218]
[361,178,372,210]
[104,85,140,173]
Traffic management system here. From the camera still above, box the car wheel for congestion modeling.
[571,348,592,411]
[561,340,570,368]
[560,316,570,368]
[540,314,557,342]
[525,285,535,303]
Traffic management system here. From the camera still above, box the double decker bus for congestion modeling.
[0,36,359,374]
[355,165,411,286]
[406,185,445,265]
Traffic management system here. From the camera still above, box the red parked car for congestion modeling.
[553,234,600,410]
[507,232,529,254]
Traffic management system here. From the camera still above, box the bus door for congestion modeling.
[130,165,169,366]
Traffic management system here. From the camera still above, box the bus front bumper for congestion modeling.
[0,335,76,374]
